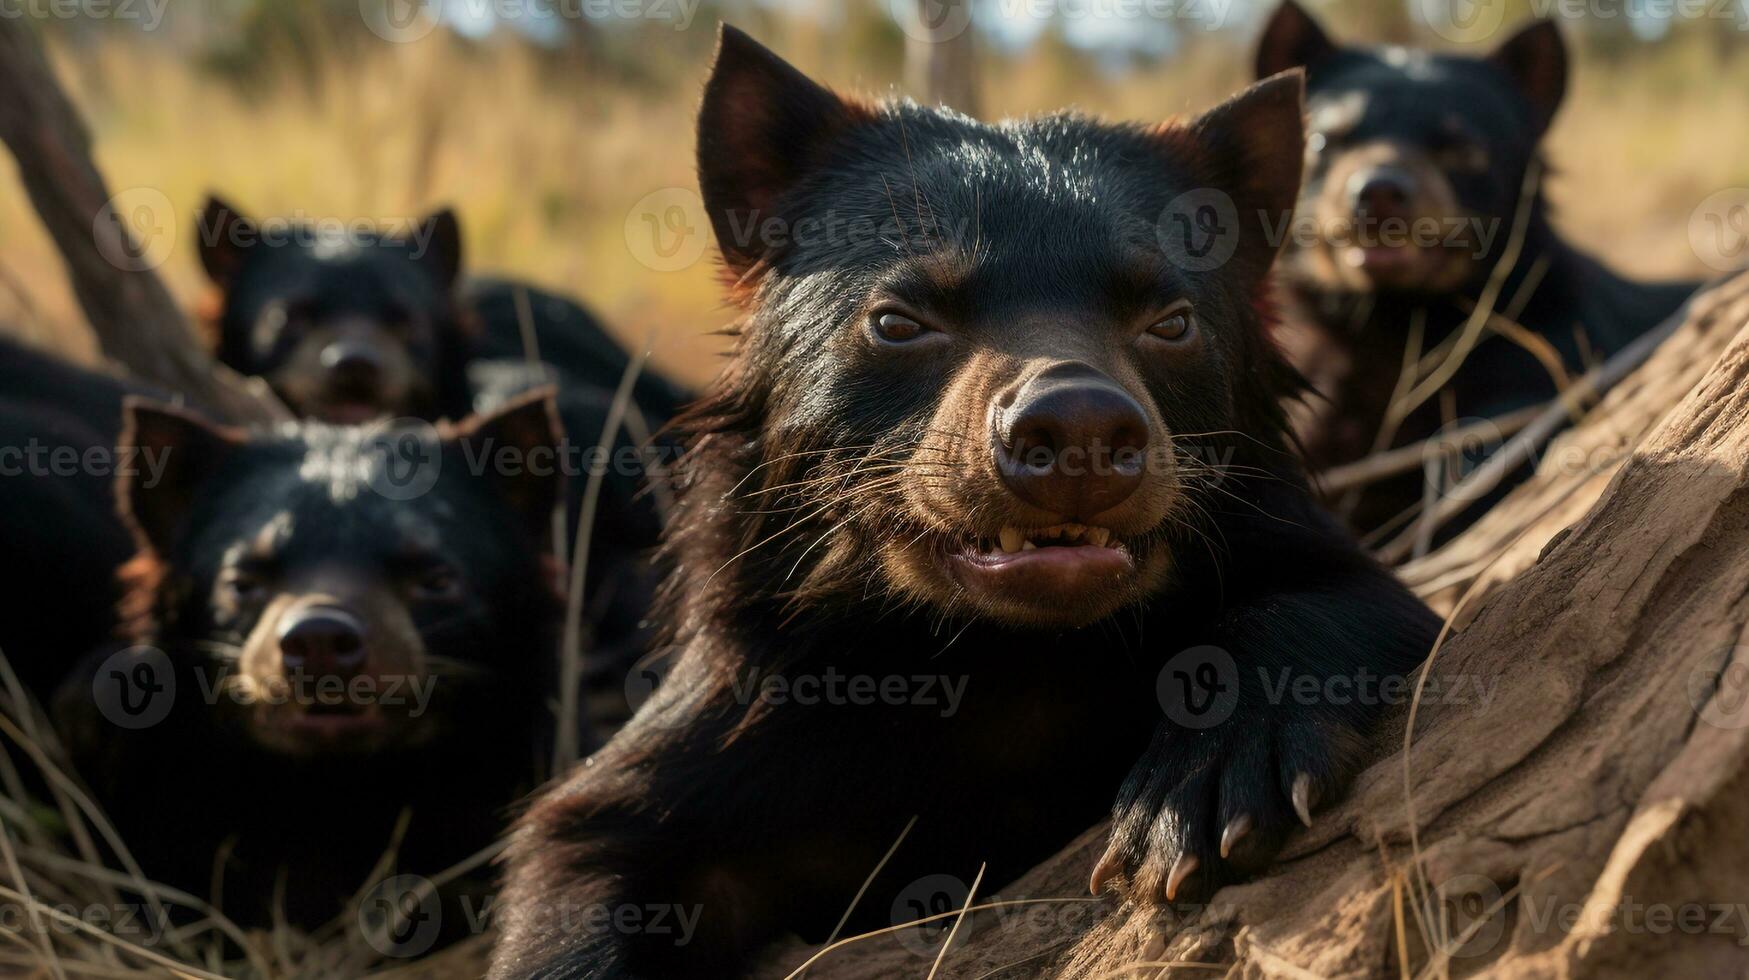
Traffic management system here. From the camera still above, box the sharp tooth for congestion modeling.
[1086,527,1111,547]
[1039,525,1060,539]
[1021,540,1038,551]
[999,527,1025,553]
[1063,523,1085,541]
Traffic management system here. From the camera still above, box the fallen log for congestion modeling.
[756,270,1749,978]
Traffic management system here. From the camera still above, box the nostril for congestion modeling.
[993,365,1151,518]
[277,607,367,676]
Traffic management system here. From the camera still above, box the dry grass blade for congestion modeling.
[555,338,653,768]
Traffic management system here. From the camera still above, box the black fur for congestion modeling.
[489,26,1438,979]
[1256,2,1697,534]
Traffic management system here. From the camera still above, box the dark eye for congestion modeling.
[408,563,462,601]
[1145,306,1196,343]
[222,568,267,602]
[870,311,931,345]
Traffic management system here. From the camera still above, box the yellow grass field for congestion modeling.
[0,11,1744,388]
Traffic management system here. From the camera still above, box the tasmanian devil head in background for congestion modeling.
[195,197,473,424]
[55,393,562,927]
[489,27,1437,980]
[1256,0,1566,298]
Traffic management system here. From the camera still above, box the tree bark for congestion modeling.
[756,272,1749,977]
[0,18,283,423]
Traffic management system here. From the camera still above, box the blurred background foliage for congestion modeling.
[1,0,1744,383]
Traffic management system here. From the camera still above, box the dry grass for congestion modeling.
[0,10,1745,979]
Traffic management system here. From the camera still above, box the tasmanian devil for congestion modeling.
[194,197,690,425]
[488,26,1439,979]
[1254,1,1697,535]
[0,337,162,695]
[47,391,564,929]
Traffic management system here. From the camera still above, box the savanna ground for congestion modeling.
[0,1,1746,976]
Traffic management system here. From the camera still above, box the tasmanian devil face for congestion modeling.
[116,394,560,758]
[196,197,465,424]
[691,30,1303,629]
[1256,1,1566,296]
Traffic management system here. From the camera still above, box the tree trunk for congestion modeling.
[757,272,1749,977]
[0,18,284,424]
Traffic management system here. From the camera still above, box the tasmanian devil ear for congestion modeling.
[696,24,868,279]
[1489,18,1567,134]
[1175,70,1306,289]
[1255,1,1338,80]
[195,194,258,289]
[449,388,565,541]
[118,399,245,552]
[402,207,463,289]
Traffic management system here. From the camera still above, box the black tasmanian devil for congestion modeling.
[1254,1,1698,535]
[489,26,1440,979]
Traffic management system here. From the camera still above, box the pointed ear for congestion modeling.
[1256,1,1338,80]
[1178,70,1307,288]
[195,194,258,289]
[402,207,463,289]
[447,388,564,542]
[118,399,245,552]
[696,24,870,278]
[1489,19,1566,134]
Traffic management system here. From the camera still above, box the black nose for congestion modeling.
[994,362,1149,519]
[1350,168,1416,221]
[277,606,367,680]
[321,341,383,392]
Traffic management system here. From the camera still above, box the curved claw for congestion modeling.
[1089,841,1124,896]
[1164,853,1199,902]
[1291,772,1314,828]
[1219,813,1253,859]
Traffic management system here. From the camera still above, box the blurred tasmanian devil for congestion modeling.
[50,392,563,927]
[488,26,1439,979]
[1255,2,1697,534]
[194,198,690,425]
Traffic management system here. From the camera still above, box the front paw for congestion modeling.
[1090,712,1367,905]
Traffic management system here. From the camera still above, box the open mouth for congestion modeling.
[944,522,1138,609]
